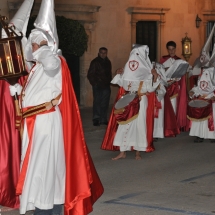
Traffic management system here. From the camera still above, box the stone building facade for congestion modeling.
[1,0,215,107]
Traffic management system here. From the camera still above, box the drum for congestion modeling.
[114,92,140,124]
[115,92,136,109]
[187,99,212,120]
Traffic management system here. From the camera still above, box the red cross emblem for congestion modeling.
[200,81,208,90]
[129,60,139,71]
[200,54,206,63]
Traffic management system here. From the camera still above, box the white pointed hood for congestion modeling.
[34,0,58,53]
[9,0,34,37]
[199,24,215,67]
[24,0,59,62]
[122,45,152,81]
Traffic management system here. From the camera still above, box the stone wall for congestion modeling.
[1,0,215,107]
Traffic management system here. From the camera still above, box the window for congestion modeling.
[136,21,157,61]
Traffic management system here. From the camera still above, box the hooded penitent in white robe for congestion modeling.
[19,45,65,214]
[111,45,160,151]
[189,67,215,139]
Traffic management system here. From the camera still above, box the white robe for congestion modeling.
[20,46,65,214]
[153,85,166,138]
[112,74,159,151]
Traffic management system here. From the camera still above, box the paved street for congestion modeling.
[1,107,215,215]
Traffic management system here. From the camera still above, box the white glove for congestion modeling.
[9,83,22,96]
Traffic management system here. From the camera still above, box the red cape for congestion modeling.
[0,81,20,208]
[101,87,155,152]
[59,57,104,215]
[160,55,190,133]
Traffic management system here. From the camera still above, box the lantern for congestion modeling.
[195,15,202,28]
[182,33,192,62]
[0,15,27,85]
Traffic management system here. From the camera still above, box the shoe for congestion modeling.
[153,138,158,142]
[194,137,204,143]
[210,139,215,143]
[93,120,100,126]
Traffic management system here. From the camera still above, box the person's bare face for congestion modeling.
[32,43,40,52]
[167,46,176,57]
[98,50,107,59]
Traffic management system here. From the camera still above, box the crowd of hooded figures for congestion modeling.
[101,33,215,160]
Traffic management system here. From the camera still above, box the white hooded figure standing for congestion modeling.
[189,67,215,142]
[9,5,66,215]
[111,45,160,160]
[8,0,104,214]
[7,0,65,213]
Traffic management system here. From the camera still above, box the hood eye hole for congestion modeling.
[136,53,139,55]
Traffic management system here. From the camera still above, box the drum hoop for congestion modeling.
[115,92,137,109]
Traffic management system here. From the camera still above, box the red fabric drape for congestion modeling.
[154,96,162,118]
[114,96,140,122]
[164,92,180,137]
[146,93,155,152]
[0,81,20,208]
[101,87,125,151]
[176,76,190,131]
[166,82,179,98]
[59,57,104,215]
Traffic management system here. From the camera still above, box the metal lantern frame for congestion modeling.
[0,15,27,85]
[182,33,192,62]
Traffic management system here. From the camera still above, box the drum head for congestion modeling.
[188,100,209,108]
[115,93,136,109]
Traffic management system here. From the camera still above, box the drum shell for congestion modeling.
[187,99,212,120]
[114,96,140,123]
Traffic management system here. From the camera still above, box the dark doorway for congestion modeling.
[63,54,80,104]
[136,21,157,62]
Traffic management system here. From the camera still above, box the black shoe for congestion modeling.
[210,139,215,143]
[153,138,158,142]
[93,120,100,126]
[194,137,204,143]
